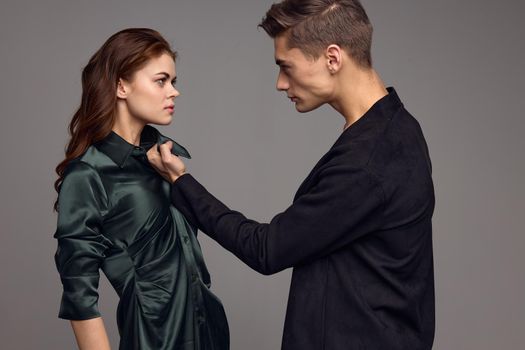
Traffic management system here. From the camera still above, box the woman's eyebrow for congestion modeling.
[154,72,171,78]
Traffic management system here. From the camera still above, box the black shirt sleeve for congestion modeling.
[170,164,385,275]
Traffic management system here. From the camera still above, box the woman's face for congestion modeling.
[118,52,179,125]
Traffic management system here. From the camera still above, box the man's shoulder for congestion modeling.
[367,107,432,187]
[327,107,428,172]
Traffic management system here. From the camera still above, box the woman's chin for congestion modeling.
[153,116,174,126]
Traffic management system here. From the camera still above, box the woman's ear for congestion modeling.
[116,78,129,99]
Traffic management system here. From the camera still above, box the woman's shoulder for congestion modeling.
[58,154,109,216]
[62,160,100,186]
[60,156,107,200]
[65,144,108,173]
[63,146,102,179]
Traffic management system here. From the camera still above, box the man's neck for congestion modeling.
[330,68,388,130]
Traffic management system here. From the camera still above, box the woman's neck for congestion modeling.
[112,108,146,146]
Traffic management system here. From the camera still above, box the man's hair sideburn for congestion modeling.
[259,0,373,68]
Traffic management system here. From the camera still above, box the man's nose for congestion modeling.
[276,71,289,91]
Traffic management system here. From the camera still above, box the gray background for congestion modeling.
[1,0,524,349]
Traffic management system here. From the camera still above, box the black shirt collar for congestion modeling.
[95,124,191,168]
[341,86,403,137]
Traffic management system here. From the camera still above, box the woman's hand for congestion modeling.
[147,141,187,183]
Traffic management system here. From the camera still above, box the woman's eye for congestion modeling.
[156,78,166,86]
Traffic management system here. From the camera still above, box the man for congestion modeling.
[149,0,435,349]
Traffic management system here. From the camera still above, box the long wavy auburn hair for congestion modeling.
[53,28,177,212]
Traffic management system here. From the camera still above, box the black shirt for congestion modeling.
[170,87,435,349]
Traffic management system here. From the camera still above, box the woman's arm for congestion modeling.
[54,162,113,347]
[71,317,111,350]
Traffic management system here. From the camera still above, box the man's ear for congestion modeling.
[325,44,343,74]
[116,78,129,99]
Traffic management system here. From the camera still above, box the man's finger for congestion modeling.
[159,141,173,161]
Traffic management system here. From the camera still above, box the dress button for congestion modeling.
[183,236,189,244]
[192,273,198,282]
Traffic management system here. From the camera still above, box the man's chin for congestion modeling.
[295,102,321,113]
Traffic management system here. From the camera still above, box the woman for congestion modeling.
[53,28,229,350]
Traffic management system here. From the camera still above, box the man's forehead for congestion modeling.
[274,35,296,64]
[274,46,313,67]
[274,34,288,53]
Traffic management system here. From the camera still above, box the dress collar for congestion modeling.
[95,124,191,168]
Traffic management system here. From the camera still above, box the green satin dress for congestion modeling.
[53,125,229,350]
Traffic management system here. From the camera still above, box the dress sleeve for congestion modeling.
[53,161,112,320]
[170,163,385,275]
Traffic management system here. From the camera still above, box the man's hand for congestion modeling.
[147,141,187,183]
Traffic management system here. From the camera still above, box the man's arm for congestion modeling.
[170,164,385,275]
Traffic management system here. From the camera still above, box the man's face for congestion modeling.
[274,34,334,113]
